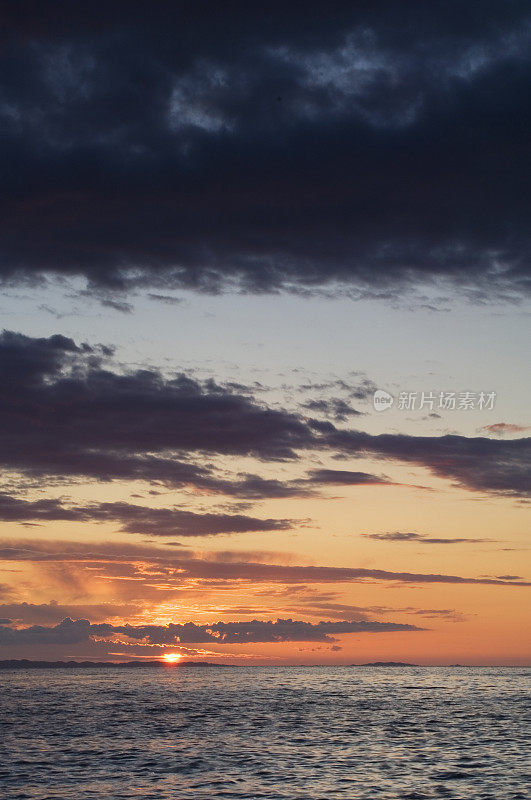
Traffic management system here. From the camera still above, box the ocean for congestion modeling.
[1,666,529,799]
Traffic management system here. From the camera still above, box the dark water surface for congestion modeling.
[1,666,529,799]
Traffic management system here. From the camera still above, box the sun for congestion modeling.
[162,653,182,664]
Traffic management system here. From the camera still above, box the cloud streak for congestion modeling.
[363,532,494,545]
[326,429,531,499]
[0,493,298,537]
[1,539,529,588]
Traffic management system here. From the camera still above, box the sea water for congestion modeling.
[1,666,529,799]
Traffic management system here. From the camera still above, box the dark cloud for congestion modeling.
[0,331,529,500]
[99,298,134,314]
[0,492,297,537]
[103,617,422,644]
[363,531,493,544]
[0,602,139,625]
[205,474,317,500]
[0,330,315,488]
[306,469,400,486]
[147,294,184,305]
[104,505,297,537]
[0,616,422,648]
[326,429,531,498]
[0,3,530,299]
[0,493,88,523]
[298,378,378,401]
[0,617,90,645]
[302,399,362,421]
[348,379,380,401]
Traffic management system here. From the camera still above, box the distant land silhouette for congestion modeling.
[0,660,521,669]
[0,659,234,669]
[354,662,420,667]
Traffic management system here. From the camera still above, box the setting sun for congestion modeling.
[162,653,182,664]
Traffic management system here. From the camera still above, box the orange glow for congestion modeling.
[162,652,182,664]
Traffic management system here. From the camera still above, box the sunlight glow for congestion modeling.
[162,652,182,664]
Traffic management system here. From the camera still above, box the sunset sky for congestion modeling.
[0,2,529,665]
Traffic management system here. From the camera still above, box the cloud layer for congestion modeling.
[1,539,529,588]
[0,616,422,648]
[1,2,530,299]
[1,331,529,499]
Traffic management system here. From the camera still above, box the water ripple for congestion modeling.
[0,666,529,799]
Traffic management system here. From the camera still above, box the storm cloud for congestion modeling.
[1,2,530,299]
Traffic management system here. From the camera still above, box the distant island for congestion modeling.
[353,662,420,667]
[0,659,235,669]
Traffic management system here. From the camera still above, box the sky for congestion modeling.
[0,1,529,665]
